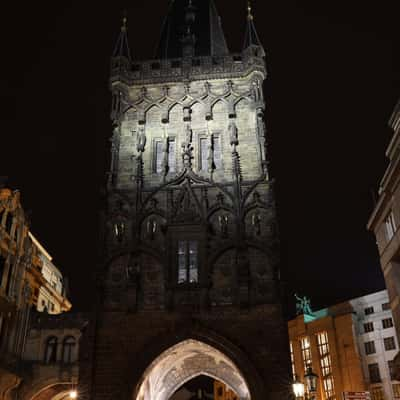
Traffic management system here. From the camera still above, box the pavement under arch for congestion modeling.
[135,339,251,400]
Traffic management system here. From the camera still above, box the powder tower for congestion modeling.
[83,1,291,399]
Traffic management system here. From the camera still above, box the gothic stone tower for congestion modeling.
[85,1,291,399]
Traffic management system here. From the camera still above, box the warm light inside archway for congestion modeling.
[135,339,251,400]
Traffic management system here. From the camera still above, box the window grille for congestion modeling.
[364,322,374,333]
[382,318,394,329]
[384,337,396,351]
[365,341,376,355]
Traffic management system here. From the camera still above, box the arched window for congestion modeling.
[44,336,58,363]
[62,336,76,364]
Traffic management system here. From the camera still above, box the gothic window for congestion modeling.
[44,336,58,363]
[155,140,164,173]
[200,138,208,171]
[168,138,176,173]
[178,240,198,284]
[62,336,76,364]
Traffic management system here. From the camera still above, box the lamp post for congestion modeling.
[292,367,318,400]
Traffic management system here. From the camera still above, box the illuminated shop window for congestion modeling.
[392,384,400,398]
[178,240,198,284]
[300,336,312,372]
[317,331,335,400]
[370,387,385,400]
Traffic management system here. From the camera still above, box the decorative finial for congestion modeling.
[247,0,253,20]
[121,10,128,32]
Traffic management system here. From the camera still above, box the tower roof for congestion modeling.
[243,1,265,56]
[156,0,229,59]
[112,15,132,61]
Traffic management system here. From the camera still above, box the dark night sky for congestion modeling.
[0,1,399,314]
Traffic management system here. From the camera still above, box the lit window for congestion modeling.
[300,336,312,373]
[393,383,400,398]
[382,302,390,311]
[384,337,396,351]
[368,363,381,383]
[155,140,163,173]
[382,318,394,329]
[290,341,296,380]
[317,331,335,400]
[385,211,397,241]
[364,322,374,333]
[178,241,198,284]
[365,341,376,355]
[168,138,176,173]
[370,387,385,400]
[62,336,76,364]
[44,336,58,364]
[365,306,374,315]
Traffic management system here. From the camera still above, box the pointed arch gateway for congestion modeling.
[134,339,251,400]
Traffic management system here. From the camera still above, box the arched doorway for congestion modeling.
[134,339,251,400]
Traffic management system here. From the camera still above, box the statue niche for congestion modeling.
[210,249,236,306]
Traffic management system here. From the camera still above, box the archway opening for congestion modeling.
[170,375,240,400]
[135,339,250,400]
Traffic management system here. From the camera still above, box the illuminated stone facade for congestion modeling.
[0,184,72,399]
[368,99,400,378]
[81,1,290,399]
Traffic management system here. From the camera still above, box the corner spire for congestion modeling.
[112,12,132,62]
[243,0,265,57]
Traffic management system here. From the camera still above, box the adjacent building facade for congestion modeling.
[0,184,72,400]
[289,290,400,400]
[368,99,400,375]
[80,1,291,399]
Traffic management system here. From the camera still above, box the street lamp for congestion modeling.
[292,375,305,399]
[69,390,78,399]
[304,366,318,397]
[292,367,318,400]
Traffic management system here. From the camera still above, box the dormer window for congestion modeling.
[178,240,198,284]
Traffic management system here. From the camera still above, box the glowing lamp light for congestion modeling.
[69,390,78,399]
[292,375,305,398]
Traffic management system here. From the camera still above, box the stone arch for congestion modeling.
[134,339,252,400]
[19,380,74,400]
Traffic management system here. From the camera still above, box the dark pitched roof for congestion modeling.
[156,0,229,59]
[243,4,265,56]
[112,16,132,61]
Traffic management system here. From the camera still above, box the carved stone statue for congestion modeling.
[219,215,229,237]
[228,120,238,147]
[181,143,193,169]
[252,213,261,236]
[185,123,192,144]
[147,219,157,240]
[295,293,313,316]
[137,127,146,153]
